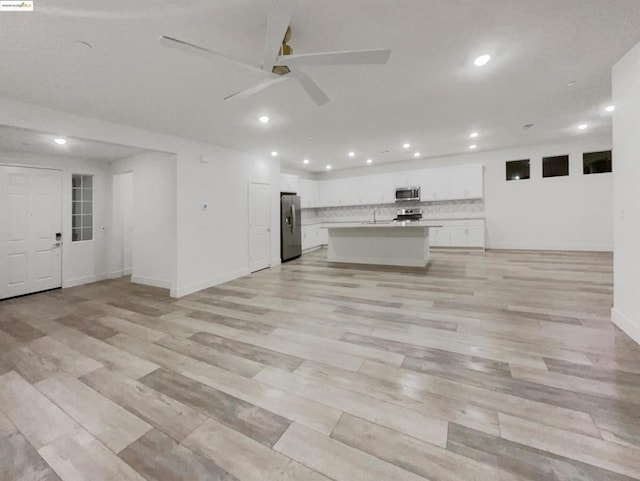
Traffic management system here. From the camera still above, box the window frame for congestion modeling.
[71,174,94,242]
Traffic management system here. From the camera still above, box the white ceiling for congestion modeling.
[0,0,638,171]
[0,125,148,161]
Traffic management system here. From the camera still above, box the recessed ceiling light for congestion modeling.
[303,159,309,164]
[605,105,615,112]
[259,115,270,124]
[403,143,410,149]
[577,124,588,130]
[470,132,479,138]
[348,151,355,157]
[271,151,278,156]
[366,159,372,164]
[474,54,491,67]
[469,144,477,149]
[54,138,67,145]
[414,152,421,157]
[326,165,332,170]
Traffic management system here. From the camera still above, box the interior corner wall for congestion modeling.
[0,151,111,287]
[111,151,177,291]
[612,40,640,344]
[173,148,280,298]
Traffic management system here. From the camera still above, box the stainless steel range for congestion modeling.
[393,208,423,222]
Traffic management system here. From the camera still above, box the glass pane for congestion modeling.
[82,202,92,215]
[543,155,569,178]
[72,188,82,201]
[82,175,93,188]
[72,215,82,229]
[82,214,93,228]
[583,150,612,174]
[72,228,81,242]
[72,175,82,188]
[72,202,82,215]
[83,189,92,202]
[82,227,93,241]
[506,160,530,181]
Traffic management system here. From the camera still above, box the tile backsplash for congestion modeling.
[302,199,484,225]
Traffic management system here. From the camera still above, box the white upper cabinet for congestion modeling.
[297,163,483,208]
[298,179,319,208]
[449,164,483,199]
[419,167,451,202]
[280,174,299,193]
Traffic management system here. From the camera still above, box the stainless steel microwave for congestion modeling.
[395,186,421,202]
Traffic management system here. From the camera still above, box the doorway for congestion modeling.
[0,166,63,299]
[249,182,271,272]
[112,172,133,277]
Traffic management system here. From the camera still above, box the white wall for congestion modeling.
[174,149,281,297]
[0,97,281,297]
[612,41,640,344]
[319,138,613,251]
[111,152,177,290]
[0,151,111,287]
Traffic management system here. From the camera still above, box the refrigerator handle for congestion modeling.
[291,204,296,232]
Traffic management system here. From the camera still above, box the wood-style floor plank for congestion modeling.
[35,373,152,453]
[2,248,638,480]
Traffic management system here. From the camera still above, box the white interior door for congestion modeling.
[0,166,63,299]
[249,182,271,272]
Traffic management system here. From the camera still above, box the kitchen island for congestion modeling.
[323,221,442,267]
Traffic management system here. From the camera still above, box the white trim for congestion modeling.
[611,307,640,346]
[171,267,251,298]
[63,273,109,288]
[123,267,132,276]
[270,257,282,266]
[131,275,171,290]
[302,246,322,254]
[108,268,132,279]
[486,242,613,252]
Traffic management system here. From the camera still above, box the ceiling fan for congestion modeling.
[159,0,391,106]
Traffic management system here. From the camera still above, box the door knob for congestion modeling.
[53,242,61,248]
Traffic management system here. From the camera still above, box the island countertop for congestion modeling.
[321,221,443,229]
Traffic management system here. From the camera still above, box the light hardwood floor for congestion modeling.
[1,248,640,481]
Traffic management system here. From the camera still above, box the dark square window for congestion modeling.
[506,159,530,181]
[543,155,569,178]
[583,150,612,174]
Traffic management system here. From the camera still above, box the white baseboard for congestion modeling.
[611,307,640,345]
[302,246,322,254]
[63,273,109,288]
[171,268,251,298]
[270,257,282,267]
[131,275,171,290]
[123,267,132,275]
[487,242,613,252]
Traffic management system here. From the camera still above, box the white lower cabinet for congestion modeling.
[448,220,485,248]
[429,222,450,247]
[302,225,328,251]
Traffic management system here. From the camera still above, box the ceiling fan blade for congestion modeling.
[160,35,264,73]
[263,0,297,73]
[291,69,329,106]
[279,48,391,67]
[224,76,290,101]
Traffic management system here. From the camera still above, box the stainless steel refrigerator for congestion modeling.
[281,194,301,262]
